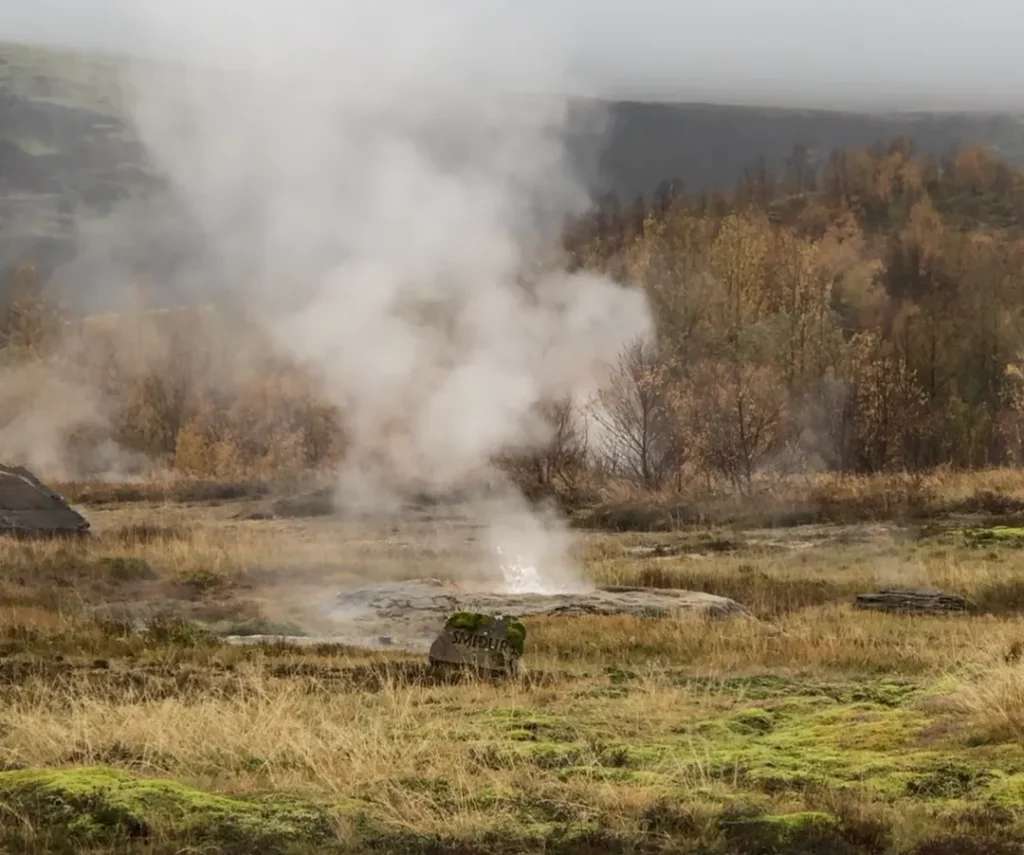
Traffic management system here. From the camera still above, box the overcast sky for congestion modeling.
[4,0,1023,110]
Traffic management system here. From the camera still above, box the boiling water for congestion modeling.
[496,545,576,595]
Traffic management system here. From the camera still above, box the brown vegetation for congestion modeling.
[569,140,1024,494]
[9,139,1024,501]
[0,270,343,481]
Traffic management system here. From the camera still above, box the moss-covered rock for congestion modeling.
[443,612,526,655]
[504,621,526,656]
[446,612,493,632]
[0,767,334,853]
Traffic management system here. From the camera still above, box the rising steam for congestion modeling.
[105,2,651,590]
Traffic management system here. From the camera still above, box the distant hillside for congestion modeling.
[0,42,150,278]
[4,40,1024,278]
[577,100,1024,199]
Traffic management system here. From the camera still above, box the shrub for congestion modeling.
[95,557,158,582]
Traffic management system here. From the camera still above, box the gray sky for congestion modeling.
[4,0,1024,110]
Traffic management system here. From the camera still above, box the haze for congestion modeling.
[3,0,1024,110]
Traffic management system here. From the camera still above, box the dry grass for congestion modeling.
[0,661,742,845]
[0,498,502,638]
[54,478,274,506]
[2,640,1023,852]
[952,664,1024,744]
[528,608,1024,673]
[583,523,1024,620]
[584,467,1024,529]
[5,475,1024,850]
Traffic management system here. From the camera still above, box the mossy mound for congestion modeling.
[0,767,334,854]
[729,707,776,734]
[720,811,852,855]
[963,526,1024,548]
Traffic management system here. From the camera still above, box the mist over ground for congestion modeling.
[4,2,1024,592]
[112,2,650,493]
[4,2,658,592]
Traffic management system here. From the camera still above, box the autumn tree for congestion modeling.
[0,264,62,362]
[593,340,684,489]
[687,361,787,491]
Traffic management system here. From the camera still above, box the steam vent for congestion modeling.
[0,465,89,537]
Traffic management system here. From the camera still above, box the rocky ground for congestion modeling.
[228,578,750,652]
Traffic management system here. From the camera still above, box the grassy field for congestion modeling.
[5,479,1024,852]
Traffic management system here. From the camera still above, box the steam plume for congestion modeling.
[101,2,653,589]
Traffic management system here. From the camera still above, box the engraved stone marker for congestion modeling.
[428,612,525,676]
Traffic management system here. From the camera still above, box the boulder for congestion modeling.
[855,588,969,615]
[0,465,89,538]
[428,612,525,676]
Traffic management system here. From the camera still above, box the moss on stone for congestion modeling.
[0,767,333,853]
[446,612,494,632]
[504,620,526,655]
[444,612,526,655]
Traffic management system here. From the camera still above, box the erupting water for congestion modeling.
[496,545,564,595]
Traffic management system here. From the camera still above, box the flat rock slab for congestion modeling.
[855,588,970,615]
[248,579,746,652]
[227,580,748,652]
[0,464,89,538]
[336,578,746,617]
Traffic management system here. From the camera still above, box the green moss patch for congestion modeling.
[445,611,493,632]
[665,693,952,799]
[472,681,1008,811]
[0,767,334,853]
[963,526,1024,548]
[720,810,852,855]
[905,761,995,799]
[729,707,777,734]
[504,621,526,655]
[670,674,922,706]
[482,708,578,743]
